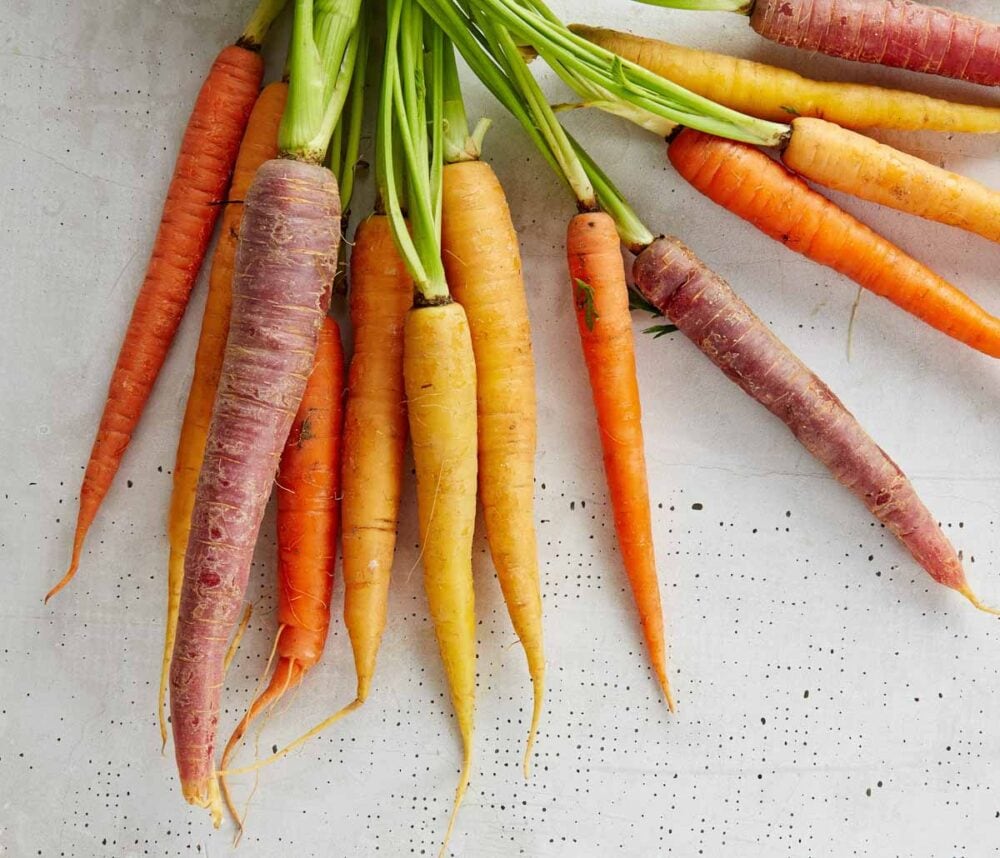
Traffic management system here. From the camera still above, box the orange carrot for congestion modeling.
[158,80,288,751]
[668,128,1000,358]
[219,316,344,825]
[341,214,413,702]
[47,39,267,602]
[567,211,674,710]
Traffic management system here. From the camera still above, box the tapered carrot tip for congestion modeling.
[439,755,472,858]
[957,584,1000,616]
[182,776,224,829]
[44,551,82,603]
[661,679,677,715]
[522,676,544,779]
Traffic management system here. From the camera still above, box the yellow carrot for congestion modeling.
[783,117,1000,244]
[441,159,545,773]
[571,25,1000,133]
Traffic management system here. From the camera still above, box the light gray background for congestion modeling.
[3,1,1000,855]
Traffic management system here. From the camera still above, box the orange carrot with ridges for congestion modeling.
[219,316,344,826]
[158,80,288,751]
[341,214,413,702]
[46,4,287,602]
[568,211,674,711]
[668,128,1000,357]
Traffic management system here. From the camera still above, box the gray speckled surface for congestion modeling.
[3,1,1000,855]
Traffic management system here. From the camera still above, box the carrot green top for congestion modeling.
[280,0,364,163]
[378,0,450,304]
[421,0,656,252]
[237,0,290,51]
[470,0,788,145]
[326,5,367,214]
[634,0,752,12]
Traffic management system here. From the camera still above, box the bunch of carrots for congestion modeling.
[46,0,998,851]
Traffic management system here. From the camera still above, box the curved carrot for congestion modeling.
[404,301,479,851]
[341,214,413,702]
[169,158,341,822]
[440,159,546,771]
[567,211,674,711]
[158,80,288,752]
[47,42,265,603]
[633,236,996,614]
[571,24,1000,133]
[668,128,1000,357]
[783,117,1000,244]
[749,0,1000,87]
[219,316,344,824]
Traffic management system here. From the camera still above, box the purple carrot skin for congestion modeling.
[632,236,996,613]
[169,159,340,823]
[750,0,1000,87]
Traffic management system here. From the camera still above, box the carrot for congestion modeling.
[748,0,1000,87]
[571,24,1000,133]
[632,235,997,613]
[668,128,1000,357]
[169,156,340,822]
[170,0,357,822]
[341,214,413,702]
[440,153,545,766]
[219,316,344,825]
[782,117,1000,244]
[45,1,286,603]
[637,0,1000,87]
[157,81,288,752]
[382,8,478,850]
[568,212,674,710]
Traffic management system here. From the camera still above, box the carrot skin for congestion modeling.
[668,128,1000,357]
[220,316,344,769]
[783,118,1000,244]
[633,237,972,596]
[170,159,340,816]
[750,0,1000,87]
[48,44,264,602]
[159,80,287,750]
[341,215,413,702]
[568,212,674,710]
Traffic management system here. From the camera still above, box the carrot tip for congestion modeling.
[439,752,472,858]
[522,673,544,780]
[957,584,1000,617]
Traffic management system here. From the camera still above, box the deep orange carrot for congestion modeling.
[219,316,344,824]
[668,128,1000,358]
[47,43,265,602]
[158,80,288,751]
[567,211,674,710]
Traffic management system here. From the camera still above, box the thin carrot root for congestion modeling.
[217,698,364,778]
[223,604,254,676]
[440,746,473,858]
[523,674,544,778]
[957,585,1000,617]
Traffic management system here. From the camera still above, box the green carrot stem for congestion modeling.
[634,0,751,11]
[280,0,362,163]
[381,0,450,302]
[472,0,788,145]
[238,0,289,50]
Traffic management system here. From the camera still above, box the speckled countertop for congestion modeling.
[3,1,1000,856]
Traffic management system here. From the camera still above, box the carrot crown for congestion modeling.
[421,0,656,252]
[379,0,450,303]
[238,0,290,51]
[281,0,364,163]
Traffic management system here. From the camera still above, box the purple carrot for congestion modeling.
[169,158,340,823]
[632,235,995,613]
[749,0,1000,87]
